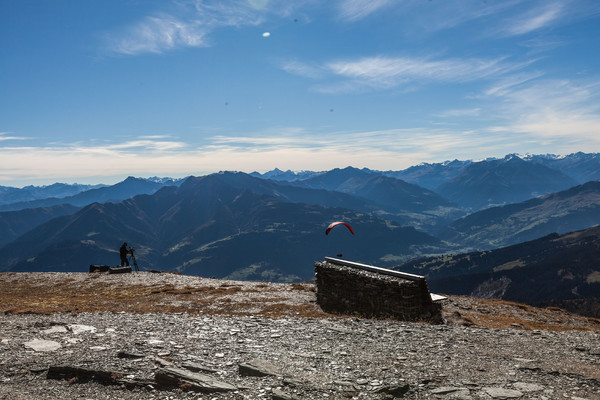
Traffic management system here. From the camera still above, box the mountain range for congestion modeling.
[0,173,442,281]
[253,152,600,211]
[522,152,600,184]
[434,155,579,210]
[438,180,600,249]
[381,159,472,190]
[1,152,599,315]
[398,225,600,318]
[0,204,80,248]
[282,167,465,230]
[0,182,103,206]
[378,152,600,190]
[0,177,180,212]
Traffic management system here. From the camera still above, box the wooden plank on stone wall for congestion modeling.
[324,257,425,281]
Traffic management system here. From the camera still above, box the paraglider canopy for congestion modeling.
[325,221,355,235]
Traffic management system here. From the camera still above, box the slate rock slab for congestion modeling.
[376,383,411,397]
[181,361,218,373]
[117,351,145,359]
[41,326,68,335]
[47,365,122,385]
[272,388,302,400]
[239,359,281,377]
[154,366,237,392]
[512,382,543,393]
[23,339,61,352]
[46,365,152,389]
[68,324,96,335]
[483,387,523,399]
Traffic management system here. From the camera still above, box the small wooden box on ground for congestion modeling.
[108,266,132,274]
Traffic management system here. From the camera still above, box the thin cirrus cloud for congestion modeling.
[105,15,209,55]
[207,128,511,158]
[392,1,518,33]
[102,0,312,56]
[436,108,482,118]
[0,132,27,141]
[497,1,600,37]
[490,78,600,142]
[483,71,546,97]
[106,139,186,151]
[282,55,532,93]
[103,1,267,55]
[336,0,395,22]
[329,56,530,82]
[500,2,564,36]
[279,60,325,79]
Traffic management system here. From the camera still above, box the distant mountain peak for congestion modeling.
[251,169,324,182]
[501,154,528,165]
[503,153,523,160]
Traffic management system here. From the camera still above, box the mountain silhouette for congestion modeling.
[524,152,600,184]
[0,204,80,248]
[0,183,102,206]
[382,159,472,190]
[250,168,323,181]
[0,177,174,212]
[438,180,600,250]
[285,166,464,230]
[0,173,444,280]
[399,225,600,318]
[435,155,578,210]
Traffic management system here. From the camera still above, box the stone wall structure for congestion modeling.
[315,258,443,323]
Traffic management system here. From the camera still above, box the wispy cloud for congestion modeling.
[106,15,209,55]
[279,60,325,79]
[0,132,27,141]
[103,0,277,55]
[501,2,563,36]
[288,55,532,93]
[436,108,482,118]
[405,1,518,33]
[107,139,186,151]
[336,0,394,22]
[328,56,512,82]
[496,1,600,38]
[333,0,598,42]
[487,78,600,143]
[483,71,545,96]
[138,135,176,140]
[518,37,566,54]
[102,0,323,55]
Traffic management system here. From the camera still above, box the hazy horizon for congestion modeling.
[2,151,596,188]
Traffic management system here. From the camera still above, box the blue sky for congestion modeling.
[1,0,600,186]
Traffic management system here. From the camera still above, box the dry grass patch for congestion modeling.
[0,272,325,318]
[1,273,598,331]
[446,296,600,331]
[290,283,315,292]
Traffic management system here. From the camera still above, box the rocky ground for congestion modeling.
[0,271,599,400]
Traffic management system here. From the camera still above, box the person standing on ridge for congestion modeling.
[119,242,130,267]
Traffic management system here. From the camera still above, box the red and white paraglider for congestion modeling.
[325,221,355,236]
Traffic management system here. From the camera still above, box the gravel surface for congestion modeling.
[1,272,599,400]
